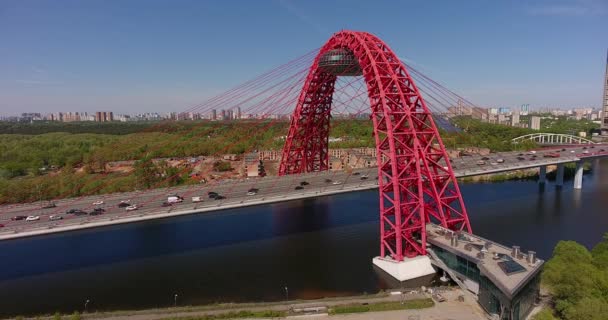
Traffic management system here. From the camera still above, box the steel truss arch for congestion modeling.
[279,31,471,260]
[512,133,596,145]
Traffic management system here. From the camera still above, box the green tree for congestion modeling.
[70,311,81,320]
[133,156,159,188]
[213,161,232,172]
[532,309,557,320]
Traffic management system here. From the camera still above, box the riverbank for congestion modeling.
[8,288,486,320]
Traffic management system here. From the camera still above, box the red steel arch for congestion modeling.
[279,31,471,260]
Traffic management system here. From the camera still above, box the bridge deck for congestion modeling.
[0,145,606,240]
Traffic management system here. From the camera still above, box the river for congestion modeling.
[1,159,607,317]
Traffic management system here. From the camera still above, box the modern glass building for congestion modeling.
[426,224,543,320]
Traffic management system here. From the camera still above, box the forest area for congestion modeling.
[0,117,535,203]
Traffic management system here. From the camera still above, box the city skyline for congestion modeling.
[0,0,606,114]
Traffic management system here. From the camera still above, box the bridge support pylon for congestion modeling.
[538,166,547,184]
[555,163,565,188]
[372,256,435,282]
[574,161,583,189]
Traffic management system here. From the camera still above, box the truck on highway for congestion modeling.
[191,196,203,203]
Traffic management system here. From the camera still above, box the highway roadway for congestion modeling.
[1,144,606,240]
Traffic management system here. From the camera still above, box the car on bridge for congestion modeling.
[332,181,342,185]
[0,223,4,228]
[89,208,105,215]
[476,160,486,165]
[543,152,560,158]
[92,200,104,205]
[295,185,304,190]
[11,215,27,221]
[118,200,131,208]
[41,202,56,209]
[26,215,40,221]
[49,215,62,221]
[300,181,309,186]
[161,202,172,207]
[324,179,332,183]
[208,191,219,199]
[214,195,226,200]
[125,205,139,211]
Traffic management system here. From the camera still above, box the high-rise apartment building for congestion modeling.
[95,111,114,122]
[530,116,541,130]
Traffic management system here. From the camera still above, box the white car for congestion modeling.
[92,200,104,205]
[246,191,257,196]
[49,215,63,221]
[125,205,139,211]
[332,181,342,185]
[26,215,40,221]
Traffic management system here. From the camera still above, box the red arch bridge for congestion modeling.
[6,30,608,282]
[277,31,470,279]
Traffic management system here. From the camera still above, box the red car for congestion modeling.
[0,224,4,228]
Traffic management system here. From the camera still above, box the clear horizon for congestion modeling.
[1,0,607,115]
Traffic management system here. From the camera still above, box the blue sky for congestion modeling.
[0,0,606,115]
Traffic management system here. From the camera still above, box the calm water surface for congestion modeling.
[1,159,607,317]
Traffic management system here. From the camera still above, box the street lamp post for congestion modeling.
[174,293,178,307]
[84,299,90,313]
[284,286,289,301]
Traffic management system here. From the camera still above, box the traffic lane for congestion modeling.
[0,172,378,230]
[1,145,602,228]
[0,167,377,218]
[0,181,380,233]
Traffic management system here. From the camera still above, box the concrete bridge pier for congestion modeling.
[574,161,584,190]
[538,166,547,184]
[555,163,565,188]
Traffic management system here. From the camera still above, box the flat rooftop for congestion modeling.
[426,223,543,298]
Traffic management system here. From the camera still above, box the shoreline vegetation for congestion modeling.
[7,293,434,320]
[532,233,608,320]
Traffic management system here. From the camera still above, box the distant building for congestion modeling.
[529,116,541,130]
[237,107,242,120]
[243,152,264,177]
[520,104,530,116]
[511,112,520,127]
[498,107,510,114]
[328,156,343,171]
[211,109,217,121]
[95,111,114,122]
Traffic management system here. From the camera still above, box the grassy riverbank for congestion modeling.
[8,293,437,320]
